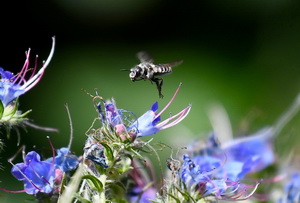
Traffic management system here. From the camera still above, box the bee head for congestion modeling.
[129,66,142,81]
[129,71,136,81]
[122,66,141,81]
[121,68,136,81]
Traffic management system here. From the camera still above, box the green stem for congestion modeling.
[99,174,107,203]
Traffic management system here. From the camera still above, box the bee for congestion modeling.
[122,51,183,98]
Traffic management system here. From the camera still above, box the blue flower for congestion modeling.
[9,147,79,195]
[128,102,161,136]
[181,154,247,198]
[128,186,157,203]
[127,160,157,203]
[46,147,79,172]
[278,173,300,203]
[5,135,79,195]
[95,97,137,129]
[0,37,55,107]
[105,103,123,126]
[180,128,274,200]
[222,127,275,173]
[128,83,191,137]
[11,151,55,194]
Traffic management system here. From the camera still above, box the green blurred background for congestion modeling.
[1,0,300,202]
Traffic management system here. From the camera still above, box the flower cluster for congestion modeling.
[153,130,273,202]
[154,93,300,202]
[0,37,55,137]
[73,83,190,202]
[180,129,273,201]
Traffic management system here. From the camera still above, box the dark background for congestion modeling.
[1,0,300,202]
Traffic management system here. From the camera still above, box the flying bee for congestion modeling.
[122,51,183,98]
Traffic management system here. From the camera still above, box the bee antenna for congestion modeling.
[120,69,130,72]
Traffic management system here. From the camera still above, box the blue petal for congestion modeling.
[0,68,14,80]
[278,173,300,203]
[152,115,161,125]
[11,151,55,194]
[223,161,245,180]
[151,102,159,112]
[46,147,79,172]
[192,155,222,173]
[25,151,42,164]
[0,81,24,106]
[223,128,274,173]
[181,154,245,195]
[128,186,157,203]
[204,179,229,196]
[181,155,220,185]
[11,163,27,181]
[128,110,159,137]
[0,67,25,106]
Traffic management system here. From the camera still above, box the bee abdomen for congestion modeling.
[154,65,172,74]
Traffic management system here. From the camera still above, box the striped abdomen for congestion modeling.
[153,64,173,76]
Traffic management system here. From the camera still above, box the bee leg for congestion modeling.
[147,71,154,84]
[152,77,164,98]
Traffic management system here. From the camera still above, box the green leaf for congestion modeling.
[18,109,32,118]
[106,168,121,180]
[128,148,144,160]
[108,183,126,198]
[114,181,126,191]
[82,174,103,193]
[95,164,106,174]
[6,98,19,117]
[167,193,181,203]
[174,186,196,202]
[73,194,92,203]
[0,100,4,119]
[100,142,114,161]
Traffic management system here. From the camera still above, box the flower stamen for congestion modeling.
[155,82,182,119]
[22,36,55,92]
[158,105,191,130]
[47,136,56,166]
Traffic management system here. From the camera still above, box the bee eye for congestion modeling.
[129,72,135,78]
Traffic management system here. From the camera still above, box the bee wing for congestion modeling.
[162,60,183,68]
[136,51,154,63]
